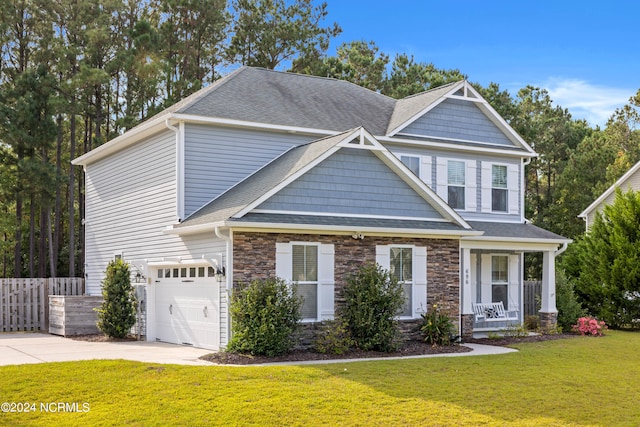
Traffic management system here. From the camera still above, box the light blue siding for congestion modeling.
[400,98,515,146]
[184,124,314,217]
[256,148,444,219]
[388,144,522,222]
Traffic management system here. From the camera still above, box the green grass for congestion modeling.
[1,330,639,426]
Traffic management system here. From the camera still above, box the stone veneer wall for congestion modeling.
[233,232,460,346]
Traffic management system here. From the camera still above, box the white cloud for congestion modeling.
[540,78,634,127]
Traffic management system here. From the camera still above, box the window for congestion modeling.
[491,255,508,309]
[390,247,413,317]
[447,160,465,209]
[292,245,318,319]
[492,165,508,212]
[401,155,420,176]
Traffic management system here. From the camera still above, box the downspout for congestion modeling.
[166,119,184,222]
[215,226,233,349]
[555,242,568,256]
[521,157,532,223]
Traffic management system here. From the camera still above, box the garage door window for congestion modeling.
[157,266,209,279]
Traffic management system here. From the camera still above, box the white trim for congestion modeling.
[380,134,537,158]
[249,209,452,222]
[460,239,568,252]
[176,122,185,220]
[579,159,640,218]
[171,113,336,138]
[228,222,481,237]
[72,114,171,166]
[396,131,527,152]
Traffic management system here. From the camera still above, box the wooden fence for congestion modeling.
[523,280,542,318]
[0,278,84,332]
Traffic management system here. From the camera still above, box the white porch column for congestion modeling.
[540,250,557,313]
[461,248,473,314]
[460,248,474,338]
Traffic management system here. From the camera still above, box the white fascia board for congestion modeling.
[72,113,334,167]
[170,113,335,137]
[376,135,537,159]
[163,222,219,235]
[72,114,171,166]
[579,160,640,218]
[460,237,571,251]
[223,221,482,239]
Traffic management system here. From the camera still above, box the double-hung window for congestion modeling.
[390,247,413,317]
[447,160,465,209]
[491,255,509,309]
[292,245,318,319]
[492,165,508,212]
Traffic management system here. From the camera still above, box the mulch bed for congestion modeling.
[201,341,472,365]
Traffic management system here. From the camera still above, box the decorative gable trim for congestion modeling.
[387,81,535,154]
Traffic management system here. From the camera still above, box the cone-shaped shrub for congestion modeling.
[96,259,137,338]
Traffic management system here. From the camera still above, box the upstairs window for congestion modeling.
[292,245,318,319]
[400,155,420,176]
[492,165,508,212]
[390,247,413,317]
[447,160,465,210]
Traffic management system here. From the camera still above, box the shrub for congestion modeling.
[524,315,540,331]
[96,259,137,339]
[572,317,607,336]
[420,303,456,346]
[313,319,354,355]
[503,323,529,338]
[341,262,404,352]
[556,269,587,332]
[227,277,302,357]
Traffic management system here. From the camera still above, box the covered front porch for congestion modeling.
[459,222,571,338]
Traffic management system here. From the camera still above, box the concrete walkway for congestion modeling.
[0,333,516,367]
[0,333,212,366]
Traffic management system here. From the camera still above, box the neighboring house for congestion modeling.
[72,67,569,350]
[579,160,640,230]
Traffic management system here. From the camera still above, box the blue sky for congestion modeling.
[325,1,638,127]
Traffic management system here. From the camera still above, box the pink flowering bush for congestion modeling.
[572,317,607,336]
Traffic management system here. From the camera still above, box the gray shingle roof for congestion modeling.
[230,213,467,232]
[467,221,569,241]
[173,67,397,135]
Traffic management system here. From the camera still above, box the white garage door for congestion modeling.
[154,265,219,350]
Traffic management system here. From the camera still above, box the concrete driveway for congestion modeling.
[0,333,213,366]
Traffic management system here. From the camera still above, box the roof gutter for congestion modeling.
[555,241,569,256]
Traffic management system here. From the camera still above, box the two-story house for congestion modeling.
[72,67,569,350]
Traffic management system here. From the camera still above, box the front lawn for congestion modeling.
[1,330,639,426]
